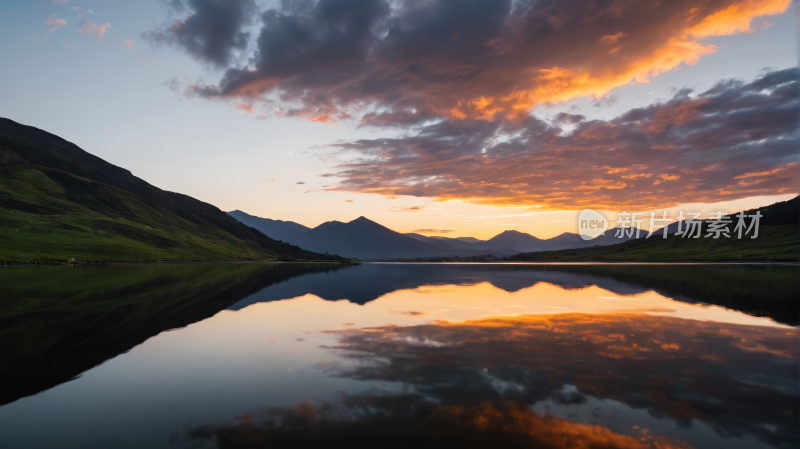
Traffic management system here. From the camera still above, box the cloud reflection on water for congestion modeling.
[317,313,797,447]
[182,312,797,448]
[186,396,694,449]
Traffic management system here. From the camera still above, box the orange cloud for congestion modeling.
[735,162,797,179]
[309,113,336,123]
[454,0,790,121]
[78,20,111,41]
[234,104,253,114]
[331,68,798,210]
[687,0,789,37]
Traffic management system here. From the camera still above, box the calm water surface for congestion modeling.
[0,263,797,449]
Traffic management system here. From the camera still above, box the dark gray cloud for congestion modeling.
[327,68,799,209]
[553,112,585,124]
[143,0,257,68]
[590,94,619,108]
[148,0,791,124]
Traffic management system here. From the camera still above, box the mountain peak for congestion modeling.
[498,230,526,235]
[348,216,392,232]
[486,229,542,244]
[550,232,582,242]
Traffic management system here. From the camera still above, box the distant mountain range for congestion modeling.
[229,210,641,260]
[229,211,311,243]
[0,118,318,262]
[230,211,517,260]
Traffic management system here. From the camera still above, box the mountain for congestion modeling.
[228,210,310,242]
[455,237,483,243]
[292,216,644,259]
[583,227,644,247]
[291,217,442,259]
[403,233,464,251]
[508,196,800,262]
[549,232,585,242]
[221,214,514,260]
[292,216,513,260]
[426,235,485,249]
[223,210,521,260]
[420,228,641,254]
[430,236,484,244]
[0,118,318,262]
[479,230,543,252]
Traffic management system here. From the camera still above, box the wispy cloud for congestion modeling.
[234,104,253,114]
[450,211,568,219]
[413,229,454,233]
[46,14,67,33]
[78,20,111,41]
[388,206,425,212]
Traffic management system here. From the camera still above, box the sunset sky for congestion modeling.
[1,0,797,239]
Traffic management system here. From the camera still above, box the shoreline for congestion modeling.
[3,260,797,266]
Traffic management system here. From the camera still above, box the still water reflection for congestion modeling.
[0,263,797,448]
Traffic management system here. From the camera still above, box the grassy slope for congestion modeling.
[509,196,800,262]
[0,118,318,262]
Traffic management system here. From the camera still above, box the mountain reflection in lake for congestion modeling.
[0,263,797,449]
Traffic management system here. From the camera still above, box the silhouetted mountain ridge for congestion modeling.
[231,206,648,259]
[227,210,310,243]
[0,118,318,261]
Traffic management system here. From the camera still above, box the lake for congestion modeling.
[0,262,797,449]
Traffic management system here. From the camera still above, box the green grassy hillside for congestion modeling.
[0,118,318,262]
[509,196,800,262]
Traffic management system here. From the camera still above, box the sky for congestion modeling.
[0,0,797,239]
